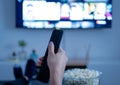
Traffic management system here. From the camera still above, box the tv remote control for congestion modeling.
[37,30,63,83]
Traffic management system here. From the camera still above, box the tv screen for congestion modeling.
[16,0,112,29]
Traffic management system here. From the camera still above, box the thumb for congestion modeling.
[48,41,55,55]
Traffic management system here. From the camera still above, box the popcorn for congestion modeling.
[63,68,102,85]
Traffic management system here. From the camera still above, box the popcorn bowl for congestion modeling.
[63,68,102,85]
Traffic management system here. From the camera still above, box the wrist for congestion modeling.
[50,69,63,85]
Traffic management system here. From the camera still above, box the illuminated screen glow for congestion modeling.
[16,0,112,29]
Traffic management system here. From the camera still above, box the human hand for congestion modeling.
[47,41,68,73]
[37,41,68,72]
[47,41,68,85]
[36,57,44,66]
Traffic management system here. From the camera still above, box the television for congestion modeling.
[16,0,112,29]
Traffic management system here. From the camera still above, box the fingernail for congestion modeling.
[49,41,53,45]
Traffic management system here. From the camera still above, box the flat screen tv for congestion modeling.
[16,0,112,29]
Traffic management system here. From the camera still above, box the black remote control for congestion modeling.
[37,30,63,83]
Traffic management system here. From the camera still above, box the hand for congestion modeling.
[36,57,44,66]
[47,41,68,85]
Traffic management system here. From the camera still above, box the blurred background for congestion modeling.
[0,0,120,85]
